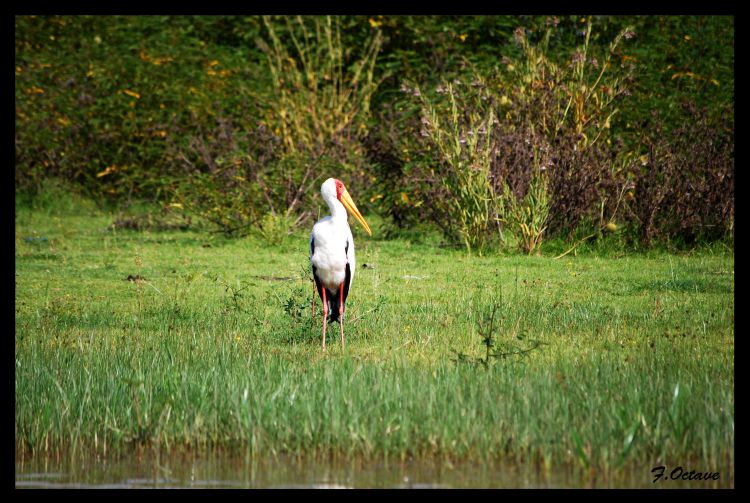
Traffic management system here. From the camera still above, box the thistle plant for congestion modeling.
[490,18,635,251]
[257,16,383,157]
[409,79,497,253]
[511,18,635,150]
[501,168,550,255]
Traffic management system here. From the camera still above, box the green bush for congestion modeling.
[15,16,264,203]
[378,19,635,253]
[172,16,385,236]
[15,15,733,249]
[407,78,497,253]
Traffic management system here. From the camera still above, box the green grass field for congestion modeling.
[15,194,734,486]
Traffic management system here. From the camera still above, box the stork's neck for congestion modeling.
[327,197,348,221]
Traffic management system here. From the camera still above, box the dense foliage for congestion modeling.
[15,15,733,248]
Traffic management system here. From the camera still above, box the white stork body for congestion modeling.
[310,216,355,292]
[310,178,371,351]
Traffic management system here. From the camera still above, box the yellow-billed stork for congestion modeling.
[310,178,372,351]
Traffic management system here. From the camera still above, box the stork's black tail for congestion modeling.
[326,287,342,323]
[311,261,351,324]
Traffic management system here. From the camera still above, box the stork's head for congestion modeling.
[321,178,372,236]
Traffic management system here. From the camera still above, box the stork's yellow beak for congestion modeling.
[340,189,372,236]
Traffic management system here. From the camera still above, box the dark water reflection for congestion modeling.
[15,451,729,489]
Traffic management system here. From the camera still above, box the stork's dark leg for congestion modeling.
[311,280,315,319]
[321,287,328,351]
[339,282,345,351]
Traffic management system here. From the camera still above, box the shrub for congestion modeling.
[168,15,387,236]
[15,16,262,203]
[256,16,383,160]
[16,16,733,249]
[495,20,636,242]
[407,79,497,253]
[383,18,637,253]
[629,104,734,246]
[168,118,271,237]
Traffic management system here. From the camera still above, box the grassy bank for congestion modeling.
[15,198,734,481]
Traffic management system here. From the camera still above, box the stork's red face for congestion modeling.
[331,178,371,236]
[334,179,345,200]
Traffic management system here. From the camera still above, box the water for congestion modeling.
[15,451,730,488]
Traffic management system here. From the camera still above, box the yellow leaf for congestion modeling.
[96,165,118,178]
[123,89,140,99]
[140,50,173,65]
[368,18,382,28]
[458,33,468,42]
